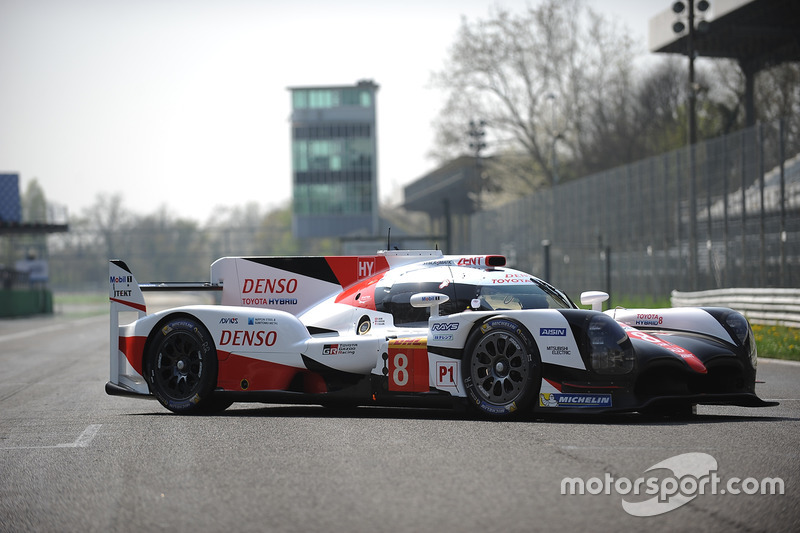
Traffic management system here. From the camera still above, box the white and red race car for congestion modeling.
[106,250,776,418]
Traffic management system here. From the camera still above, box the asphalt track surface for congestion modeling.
[1,307,799,533]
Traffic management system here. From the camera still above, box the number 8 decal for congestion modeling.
[392,353,409,387]
[387,338,428,392]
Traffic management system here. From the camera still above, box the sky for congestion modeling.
[0,0,668,223]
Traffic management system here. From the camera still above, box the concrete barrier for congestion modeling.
[0,289,53,317]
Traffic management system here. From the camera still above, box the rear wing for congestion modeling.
[109,260,147,314]
[110,259,222,310]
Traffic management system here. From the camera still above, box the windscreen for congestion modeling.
[469,281,574,311]
[375,268,574,326]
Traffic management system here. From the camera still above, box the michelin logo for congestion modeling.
[539,393,612,408]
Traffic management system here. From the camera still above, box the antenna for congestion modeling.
[386,227,391,250]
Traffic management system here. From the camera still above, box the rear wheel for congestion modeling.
[197,395,234,415]
[145,316,223,414]
[463,317,540,418]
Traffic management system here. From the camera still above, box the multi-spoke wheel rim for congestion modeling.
[469,331,529,404]
[153,331,204,401]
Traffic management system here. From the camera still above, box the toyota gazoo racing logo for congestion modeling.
[323,344,339,355]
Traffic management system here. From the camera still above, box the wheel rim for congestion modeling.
[153,330,204,401]
[469,330,529,405]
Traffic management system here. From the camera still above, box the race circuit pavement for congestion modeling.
[1,310,798,533]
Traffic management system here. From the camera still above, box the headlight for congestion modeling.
[587,314,635,374]
[724,311,757,369]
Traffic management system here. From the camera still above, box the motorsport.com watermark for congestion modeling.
[561,452,785,517]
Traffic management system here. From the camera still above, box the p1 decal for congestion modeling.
[539,393,612,408]
[435,361,460,391]
[388,338,429,392]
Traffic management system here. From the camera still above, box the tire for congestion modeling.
[145,316,223,415]
[463,317,540,418]
[197,396,234,415]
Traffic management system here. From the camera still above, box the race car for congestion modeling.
[106,249,777,418]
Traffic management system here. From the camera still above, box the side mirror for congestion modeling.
[410,293,450,318]
[580,291,609,312]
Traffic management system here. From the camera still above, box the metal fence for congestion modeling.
[470,118,800,303]
[0,267,30,290]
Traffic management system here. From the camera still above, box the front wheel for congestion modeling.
[463,317,540,419]
[145,316,222,414]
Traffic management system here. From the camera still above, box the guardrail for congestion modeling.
[671,288,800,329]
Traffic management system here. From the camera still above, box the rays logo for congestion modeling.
[431,322,459,331]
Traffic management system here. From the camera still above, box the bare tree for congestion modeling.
[82,192,132,261]
[430,0,639,191]
[756,62,800,146]
[625,58,688,156]
[21,179,48,222]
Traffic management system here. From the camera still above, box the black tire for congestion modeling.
[463,317,540,418]
[145,316,223,415]
[197,395,234,415]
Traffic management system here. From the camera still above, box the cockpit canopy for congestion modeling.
[374,266,574,326]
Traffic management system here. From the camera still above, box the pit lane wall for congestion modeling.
[0,289,53,317]
[671,288,800,328]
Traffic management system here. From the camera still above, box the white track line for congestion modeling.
[0,424,101,450]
